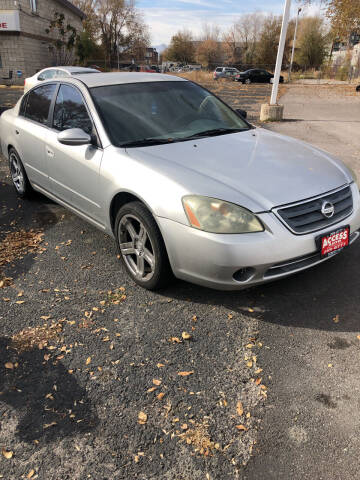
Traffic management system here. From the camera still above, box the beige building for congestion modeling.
[0,0,85,85]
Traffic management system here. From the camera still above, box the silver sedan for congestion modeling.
[1,72,359,290]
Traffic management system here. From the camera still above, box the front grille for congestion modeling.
[275,185,353,234]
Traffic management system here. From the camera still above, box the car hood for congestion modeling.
[125,128,351,212]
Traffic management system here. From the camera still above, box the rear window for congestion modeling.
[24,84,56,125]
[215,68,222,72]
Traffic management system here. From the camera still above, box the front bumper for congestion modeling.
[157,183,360,290]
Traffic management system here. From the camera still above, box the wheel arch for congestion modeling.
[109,191,159,234]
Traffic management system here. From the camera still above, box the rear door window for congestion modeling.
[52,84,93,135]
[24,84,57,125]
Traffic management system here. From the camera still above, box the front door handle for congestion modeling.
[15,129,19,135]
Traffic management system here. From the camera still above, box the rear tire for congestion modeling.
[8,148,33,198]
[115,201,173,290]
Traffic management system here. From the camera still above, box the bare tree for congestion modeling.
[196,24,223,67]
[97,0,150,66]
[235,13,264,65]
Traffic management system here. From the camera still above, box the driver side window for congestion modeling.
[53,84,93,135]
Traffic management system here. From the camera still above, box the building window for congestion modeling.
[30,0,37,13]
[0,55,2,69]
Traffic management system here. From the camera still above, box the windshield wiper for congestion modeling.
[121,138,175,148]
[186,128,248,139]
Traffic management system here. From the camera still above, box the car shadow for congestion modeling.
[0,181,59,283]
[161,240,360,333]
[0,335,98,443]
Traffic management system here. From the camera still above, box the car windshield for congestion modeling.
[90,81,249,147]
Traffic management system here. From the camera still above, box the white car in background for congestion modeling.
[24,66,100,93]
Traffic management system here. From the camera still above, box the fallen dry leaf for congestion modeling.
[178,371,194,376]
[255,378,262,385]
[236,425,247,432]
[157,392,165,400]
[86,356,91,365]
[147,386,157,393]
[246,361,253,368]
[170,337,182,343]
[1,448,13,459]
[182,331,192,340]
[5,362,14,369]
[236,401,244,416]
[138,411,148,425]
[157,363,165,368]
[27,469,35,479]
[153,379,162,386]
[43,422,57,429]
[333,315,340,323]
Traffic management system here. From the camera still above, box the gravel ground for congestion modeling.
[0,157,267,479]
[1,83,360,480]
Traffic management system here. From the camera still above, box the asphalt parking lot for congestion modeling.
[1,82,360,480]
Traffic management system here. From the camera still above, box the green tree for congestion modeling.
[295,17,329,69]
[76,31,99,64]
[163,29,195,64]
[256,15,282,66]
[45,12,79,65]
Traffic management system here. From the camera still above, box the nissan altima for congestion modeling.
[1,72,359,290]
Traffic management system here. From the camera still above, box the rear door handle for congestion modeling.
[15,129,19,135]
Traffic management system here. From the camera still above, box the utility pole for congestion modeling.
[289,7,302,82]
[270,0,292,105]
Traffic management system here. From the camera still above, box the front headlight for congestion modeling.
[348,166,358,187]
[182,196,264,234]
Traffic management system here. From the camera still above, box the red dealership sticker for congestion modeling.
[320,227,350,257]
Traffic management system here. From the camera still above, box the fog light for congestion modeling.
[233,268,255,283]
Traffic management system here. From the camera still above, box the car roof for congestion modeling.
[43,66,99,73]
[71,72,187,88]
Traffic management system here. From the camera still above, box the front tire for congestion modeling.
[9,148,33,198]
[115,201,173,290]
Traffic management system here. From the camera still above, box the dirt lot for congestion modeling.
[1,81,360,480]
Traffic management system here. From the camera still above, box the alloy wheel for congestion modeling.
[118,214,156,282]
[10,153,24,194]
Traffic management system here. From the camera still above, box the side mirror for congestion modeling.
[57,128,91,146]
[236,109,247,119]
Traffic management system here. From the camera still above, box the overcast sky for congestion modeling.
[137,0,324,45]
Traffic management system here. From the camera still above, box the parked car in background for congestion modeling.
[234,69,284,84]
[1,72,359,291]
[139,65,157,73]
[151,65,161,73]
[213,67,240,80]
[24,66,100,93]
